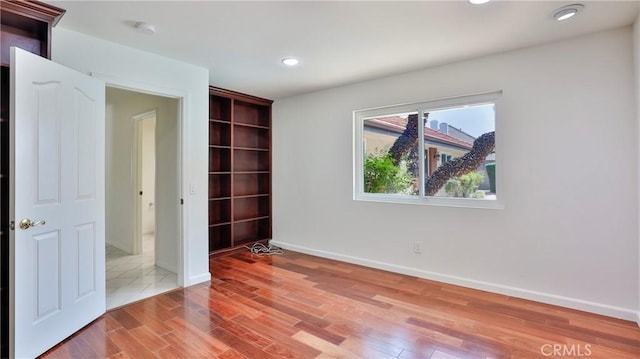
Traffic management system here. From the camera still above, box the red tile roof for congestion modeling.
[366,116,474,150]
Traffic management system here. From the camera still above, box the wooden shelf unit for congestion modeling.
[209,87,272,254]
[0,1,65,356]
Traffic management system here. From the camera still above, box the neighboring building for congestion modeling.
[364,116,474,176]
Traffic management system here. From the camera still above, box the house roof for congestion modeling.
[365,116,474,150]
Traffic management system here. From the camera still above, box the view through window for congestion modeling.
[357,94,498,205]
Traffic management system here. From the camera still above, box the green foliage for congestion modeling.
[364,151,413,194]
[444,172,485,198]
[485,163,496,193]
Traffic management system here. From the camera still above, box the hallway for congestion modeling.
[105,234,177,309]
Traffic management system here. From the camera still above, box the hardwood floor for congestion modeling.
[42,250,640,358]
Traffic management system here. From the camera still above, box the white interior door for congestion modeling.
[9,47,105,358]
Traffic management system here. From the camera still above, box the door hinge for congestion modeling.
[9,220,14,231]
[180,198,184,205]
[139,191,143,196]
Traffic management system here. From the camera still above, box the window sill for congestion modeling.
[354,193,504,210]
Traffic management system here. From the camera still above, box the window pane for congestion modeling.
[363,113,419,195]
[423,103,496,199]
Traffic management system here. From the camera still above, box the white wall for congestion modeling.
[634,11,640,325]
[53,28,210,286]
[141,117,155,235]
[155,95,180,273]
[272,27,638,320]
[105,88,179,273]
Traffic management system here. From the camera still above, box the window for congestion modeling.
[354,91,501,208]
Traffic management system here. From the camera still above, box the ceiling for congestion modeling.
[46,1,639,100]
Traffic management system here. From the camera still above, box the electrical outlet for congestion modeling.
[413,241,422,254]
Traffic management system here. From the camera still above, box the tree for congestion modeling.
[388,114,423,166]
[425,131,494,195]
[386,113,495,196]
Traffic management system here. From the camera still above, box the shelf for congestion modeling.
[234,217,270,245]
[233,122,270,130]
[209,95,231,122]
[234,147,269,152]
[209,198,231,225]
[0,25,46,66]
[209,147,231,172]
[234,172,270,197]
[233,150,269,172]
[209,224,232,251]
[234,194,269,199]
[234,216,270,224]
[209,86,271,254]
[234,196,269,222]
[209,222,231,227]
[234,101,269,127]
[209,121,231,147]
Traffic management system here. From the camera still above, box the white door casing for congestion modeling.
[10,48,106,358]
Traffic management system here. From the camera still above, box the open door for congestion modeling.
[9,48,105,358]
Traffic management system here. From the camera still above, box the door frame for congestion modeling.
[95,73,187,287]
[132,110,157,256]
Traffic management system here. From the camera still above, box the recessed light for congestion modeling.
[134,22,156,35]
[553,4,584,21]
[469,0,491,4]
[281,57,299,66]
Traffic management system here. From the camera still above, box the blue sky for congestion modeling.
[427,103,495,138]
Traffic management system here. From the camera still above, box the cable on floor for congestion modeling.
[245,242,284,256]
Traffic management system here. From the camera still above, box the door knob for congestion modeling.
[19,218,46,230]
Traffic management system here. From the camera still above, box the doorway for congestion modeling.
[104,87,180,309]
[134,110,156,256]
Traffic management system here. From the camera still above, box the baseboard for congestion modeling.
[186,272,211,287]
[106,240,132,255]
[270,240,639,322]
[155,260,177,274]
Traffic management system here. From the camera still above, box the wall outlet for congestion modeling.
[413,241,422,254]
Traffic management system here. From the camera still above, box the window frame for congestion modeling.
[353,91,503,209]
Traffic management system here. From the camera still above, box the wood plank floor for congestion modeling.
[42,250,640,358]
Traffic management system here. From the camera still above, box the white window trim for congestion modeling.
[353,91,504,210]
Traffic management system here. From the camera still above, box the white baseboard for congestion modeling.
[186,272,211,287]
[155,260,177,275]
[270,240,639,322]
[106,240,132,255]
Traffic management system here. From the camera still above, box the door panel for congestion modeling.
[75,88,96,200]
[34,230,61,321]
[10,47,105,359]
[34,81,61,205]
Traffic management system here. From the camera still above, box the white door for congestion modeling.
[9,47,105,358]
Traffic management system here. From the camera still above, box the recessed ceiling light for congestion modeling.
[553,4,584,21]
[468,0,491,4]
[134,22,156,35]
[281,57,299,66]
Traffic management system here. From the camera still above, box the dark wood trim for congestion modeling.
[209,86,273,106]
[1,0,66,26]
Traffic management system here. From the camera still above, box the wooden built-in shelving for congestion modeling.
[208,87,272,253]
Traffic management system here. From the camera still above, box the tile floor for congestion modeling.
[105,234,178,309]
